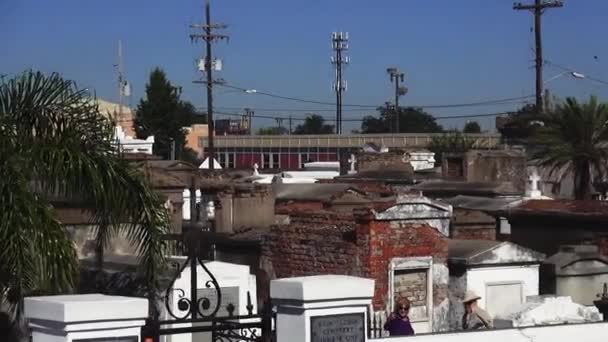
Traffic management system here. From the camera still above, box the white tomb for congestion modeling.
[115,126,154,155]
[495,296,602,328]
[271,275,375,342]
[404,151,436,171]
[25,294,148,342]
[165,260,258,342]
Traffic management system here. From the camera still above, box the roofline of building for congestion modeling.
[200,133,501,149]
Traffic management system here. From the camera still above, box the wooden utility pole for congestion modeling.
[190,0,229,169]
[514,0,563,114]
[387,68,406,133]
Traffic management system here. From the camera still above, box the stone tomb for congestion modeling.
[447,240,545,330]
[271,275,375,342]
[25,294,148,342]
[165,260,257,342]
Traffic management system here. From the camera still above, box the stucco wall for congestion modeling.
[557,274,608,306]
[466,266,540,317]
[368,322,608,342]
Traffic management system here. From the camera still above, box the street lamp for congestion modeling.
[544,71,585,85]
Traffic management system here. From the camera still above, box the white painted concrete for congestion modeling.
[282,170,340,180]
[115,126,154,155]
[199,157,222,169]
[272,275,375,342]
[369,322,608,342]
[271,275,375,302]
[557,273,608,306]
[25,294,148,342]
[166,260,257,342]
[406,152,436,171]
[496,296,601,327]
[466,266,539,318]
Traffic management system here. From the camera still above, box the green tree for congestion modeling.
[294,114,334,134]
[496,104,540,144]
[134,68,198,160]
[361,106,443,133]
[257,126,288,135]
[0,71,169,317]
[428,132,476,166]
[463,121,481,134]
[533,96,608,200]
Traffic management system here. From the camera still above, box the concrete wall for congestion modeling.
[466,266,539,317]
[369,322,608,342]
[451,209,496,241]
[557,273,608,306]
[215,189,275,234]
[507,221,607,258]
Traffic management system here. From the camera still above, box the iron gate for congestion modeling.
[141,228,273,342]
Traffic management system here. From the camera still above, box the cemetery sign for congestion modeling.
[310,313,365,342]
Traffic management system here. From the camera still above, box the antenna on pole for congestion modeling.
[117,40,124,123]
[115,40,131,126]
[331,31,349,135]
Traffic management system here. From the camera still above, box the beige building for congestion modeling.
[95,98,135,136]
[183,124,209,157]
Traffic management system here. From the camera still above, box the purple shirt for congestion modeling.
[384,317,415,336]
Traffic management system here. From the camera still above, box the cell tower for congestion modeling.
[331,32,349,135]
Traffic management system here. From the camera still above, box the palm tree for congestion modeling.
[0,71,169,317]
[533,96,608,200]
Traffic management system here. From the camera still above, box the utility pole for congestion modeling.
[331,32,349,135]
[190,0,229,169]
[115,40,131,126]
[244,107,254,135]
[386,68,407,133]
[275,118,284,133]
[288,116,292,135]
[514,0,563,114]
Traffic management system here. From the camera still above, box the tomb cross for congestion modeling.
[529,170,541,192]
[348,154,357,174]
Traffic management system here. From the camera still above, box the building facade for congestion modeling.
[200,133,501,170]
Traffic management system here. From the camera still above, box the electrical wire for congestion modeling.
[544,60,608,86]
[216,82,534,109]
[210,109,523,123]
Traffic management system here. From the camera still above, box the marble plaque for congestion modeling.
[310,313,365,342]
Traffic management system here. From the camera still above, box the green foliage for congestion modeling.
[497,104,540,144]
[361,106,443,134]
[257,126,288,135]
[463,121,481,134]
[428,132,476,166]
[294,114,334,134]
[0,71,169,317]
[135,68,198,160]
[532,96,608,199]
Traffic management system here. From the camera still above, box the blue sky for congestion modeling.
[2,0,608,132]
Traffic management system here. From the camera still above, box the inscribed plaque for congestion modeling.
[310,313,365,342]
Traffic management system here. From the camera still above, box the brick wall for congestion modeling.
[357,217,448,309]
[261,208,449,311]
[275,201,324,214]
[261,212,363,279]
[394,269,427,306]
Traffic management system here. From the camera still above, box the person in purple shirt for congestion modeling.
[384,298,415,337]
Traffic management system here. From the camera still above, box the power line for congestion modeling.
[208,108,526,123]
[203,100,529,113]
[545,60,608,86]
[216,82,534,109]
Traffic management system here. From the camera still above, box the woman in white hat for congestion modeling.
[461,291,493,330]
